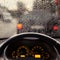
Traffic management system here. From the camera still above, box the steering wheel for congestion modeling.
[0,32,60,60]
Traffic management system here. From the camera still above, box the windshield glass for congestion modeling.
[0,0,59,38]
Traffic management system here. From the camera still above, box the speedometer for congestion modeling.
[32,46,49,59]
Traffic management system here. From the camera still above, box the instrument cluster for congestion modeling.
[4,39,57,60]
[11,45,49,60]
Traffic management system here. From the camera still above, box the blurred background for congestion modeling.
[0,0,60,43]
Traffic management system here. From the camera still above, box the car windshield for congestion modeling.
[0,0,59,38]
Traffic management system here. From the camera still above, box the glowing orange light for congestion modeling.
[17,23,23,30]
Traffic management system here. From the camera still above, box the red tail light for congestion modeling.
[53,25,58,31]
[54,0,59,5]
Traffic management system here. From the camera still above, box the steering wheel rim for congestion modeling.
[0,32,60,60]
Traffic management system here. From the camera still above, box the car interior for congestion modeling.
[0,0,60,60]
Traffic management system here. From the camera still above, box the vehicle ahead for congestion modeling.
[0,32,60,60]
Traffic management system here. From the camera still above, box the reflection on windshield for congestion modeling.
[0,0,59,38]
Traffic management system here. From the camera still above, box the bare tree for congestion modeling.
[10,2,27,18]
[33,0,43,10]
[33,0,55,13]
[17,2,26,15]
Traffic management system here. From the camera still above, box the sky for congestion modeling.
[0,0,35,11]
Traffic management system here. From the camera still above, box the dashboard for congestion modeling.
[0,32,60,60]
[5,39,56,60]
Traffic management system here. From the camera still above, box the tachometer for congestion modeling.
[17,46,29,59]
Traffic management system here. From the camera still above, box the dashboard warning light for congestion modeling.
[17,23,23,30]
[35,54,41,59]
[20,55,25,58]
[53,25,58,31]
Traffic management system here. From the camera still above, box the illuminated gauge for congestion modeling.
[17,46,29,58]
[12,51,18,59]
[32,46,44,59]
[32,46,50,59]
